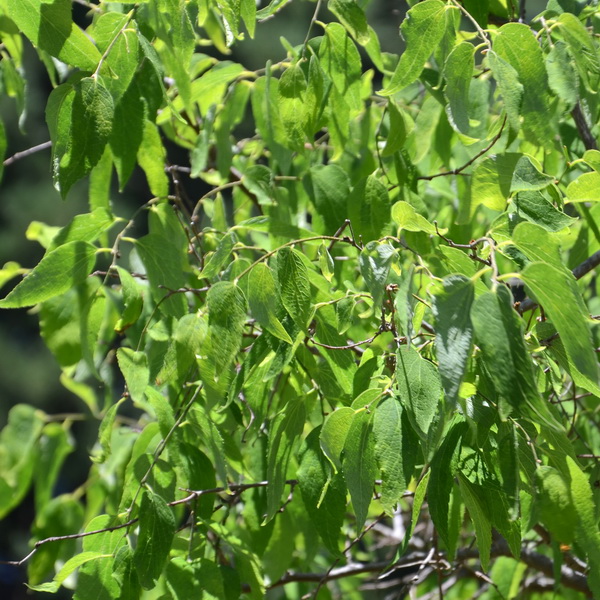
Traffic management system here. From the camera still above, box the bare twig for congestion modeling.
[3,141,52,167]
[0,479,299,567]
[572,103,597,151]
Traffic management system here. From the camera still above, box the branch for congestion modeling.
[3,141,52,167]
[418,119,506,181]
[0,479,299,567]
[572,103,597,151]
[268,538,591,596]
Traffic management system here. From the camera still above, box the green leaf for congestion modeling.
[444,42,475,137]
[133,491,176,589]
[304,164,351,234]
[348,175,391,242]
[7,0,101,70]
[92,398,124,464]
[396,345,442,438]
[380,0,448,96]
[278,63,308,151]
[557,12,600,92]
[512,221,564,270]
[49,78,114,198]
[319,22,362,113]
[487,51,524,131]
[546,41,579,109]
[565,456,600,597]
[204,281,248,374]
[114,267,144,334]
[566,171,600,202]
[457,477,492,571]
[471,153,522,213]
[34,423,74,512]
[28,552,109,593]
[382,101,408,157]
[328,0,370,45]
[0,404,44,519]
[137,120,169,198]
[265,397,305,522]
[359,241,398,307]
[512,191,576,232]
[510,155,554,193]
[428,419,466,547]
[470,285,542,420]
[277,247,312,330]
[521,262,599,391]
[493,24,554,146]
[0,241,96,309]
[320,407,355,472]
[297,428,346,555]
[343,408,378,530]
[373,396,418,514]
[49,208,116,251]
[391,201,438,234]
[202,231,238,280]
[535,466,577,544]
[116,348,149,403]
[432,275,474,406]
[133,224,185,312]
[248,263,293,344]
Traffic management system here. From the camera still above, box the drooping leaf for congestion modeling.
[297,428,346,555]
[493,23,555,146]
[328,0,370,45]
[432,275,474,406]
[428,419,466,547]
[471,153,521,213]
[133,491,176,589]
[380,0,449,96]
[343,408,378,530]
[0,404,45,519]
[0,241,96,309]
[510,155,554,193]
[204,281,248,375]
[471,285,544,420]
[248,263,293,344]
[359,241,398,308]
[512,191,576,232]
[444,42,475,137]
[521,262,599,392]
[265,397,305,522]
[277,247,312,330]
[320,407,355,472]
[373,396,419,514]
[546,41,579,109]
[48,78,114,198]
[304,164,351,234]
[396,346,442,439]
[487,51,523,131]
[348,175,391,242]
[457,476,492,571]
[7,0,101,70]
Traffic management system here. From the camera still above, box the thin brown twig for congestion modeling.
[3,141,52,166]
[418,116,507,181]
[0,479,299,567]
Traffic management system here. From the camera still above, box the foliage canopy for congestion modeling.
[1,0,600,598]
